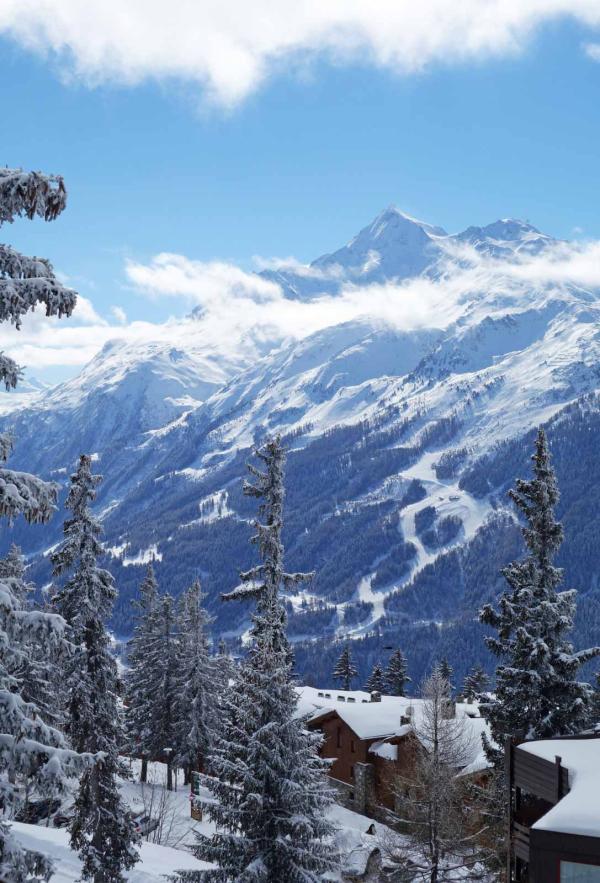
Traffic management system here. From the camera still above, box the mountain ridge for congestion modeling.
[1,205,598,686]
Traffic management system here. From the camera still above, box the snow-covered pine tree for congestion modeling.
[0,561,90,882]
[480,428,600,761]
[124,562,160,784]
[384,648,411,697]
[0,168,76,379]
[151,592,179,791]
[0,488,88,880]
[51,454,139,882]
[0,167,78,526]
[332,643,358,691]
[174,578,217,784]
[461,664,489,703]
[1,544,60,727]
[0,167,84,880]
[215,638,235,687]
[364,661,385,694]
[125,565,180,791]
[0,543,28,600]
[183,435,335,882]
[434,658,454,696]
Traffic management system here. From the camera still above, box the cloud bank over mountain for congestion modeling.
[5,208,600,380]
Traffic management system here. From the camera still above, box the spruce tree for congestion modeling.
[124,562,160,783]
[0,551,88,882]
[462,664,489,703]
[435,658,454,696]
[2,544,61,727]
[332,643,358,691]
[365,661,385,693]
[174,578,217,783]
[0,167,82,879]
[124,565,180,789]
[0,486,86,878]
[384,648,411,697]
[480,428,600,760]
[152,592,179,791]
[0,167,77,525]
[184,436,335,882]
[52,455,139,882]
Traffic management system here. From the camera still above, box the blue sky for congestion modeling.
[2,4,600,378]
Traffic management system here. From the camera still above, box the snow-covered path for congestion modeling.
[336,450,494,637]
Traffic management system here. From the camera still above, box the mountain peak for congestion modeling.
[456,218,554,251]
[309,205,447,283]
[366,205,447,239]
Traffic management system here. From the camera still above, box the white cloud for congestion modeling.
[583,41,600,61]
[126,254,281,305]
[2,1,600,106]
[4,234,600,380]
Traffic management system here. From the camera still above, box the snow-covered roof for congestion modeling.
[520,738,600,837]
[369,739,401,761]
[297,686,491,771]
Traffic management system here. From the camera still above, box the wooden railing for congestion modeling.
[512,821,530,863]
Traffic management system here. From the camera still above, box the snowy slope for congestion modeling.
[9,822,211,881]
[0,206,599,681]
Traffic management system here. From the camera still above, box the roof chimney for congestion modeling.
[370,691,382,703]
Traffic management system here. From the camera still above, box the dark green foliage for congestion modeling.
[384,649,411,696]
[371,540,417,591]
[287,602,337,637]
[364,662,385,693]
[481,429,600,760]
[462,663,489,702]
[332,644,358,691]
[342,600,373,627]
[415,506,436,535]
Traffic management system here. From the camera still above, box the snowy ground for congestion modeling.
[10,822,211,882]
[9,759,391,881]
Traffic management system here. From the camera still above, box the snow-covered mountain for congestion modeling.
[258,207,556,299]
[2,206,599,686]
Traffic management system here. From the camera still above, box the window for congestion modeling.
[336,727,341,749]
[561,861,600,882]
[350,765,354,780]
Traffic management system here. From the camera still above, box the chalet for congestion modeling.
[299,686,490,817]
[507,734,600,882]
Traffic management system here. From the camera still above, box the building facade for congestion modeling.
[507,736,600,882]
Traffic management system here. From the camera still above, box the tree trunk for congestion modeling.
[141,756,148,783]
[166,758,173,791]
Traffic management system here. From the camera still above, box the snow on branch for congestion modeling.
[0,355,22,390]
[0,276,76,328]
[0,168,67,225]
[0,467,59,524]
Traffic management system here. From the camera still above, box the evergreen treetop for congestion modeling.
[384,648,411,697]
[365,661,385,694]
[187,436,335,882]
[480,428,600,757]
[462,664,489,703]
[332,643,358,691]
[174,578,218,778]
[124,562,160,779]
[52,454,139,881]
